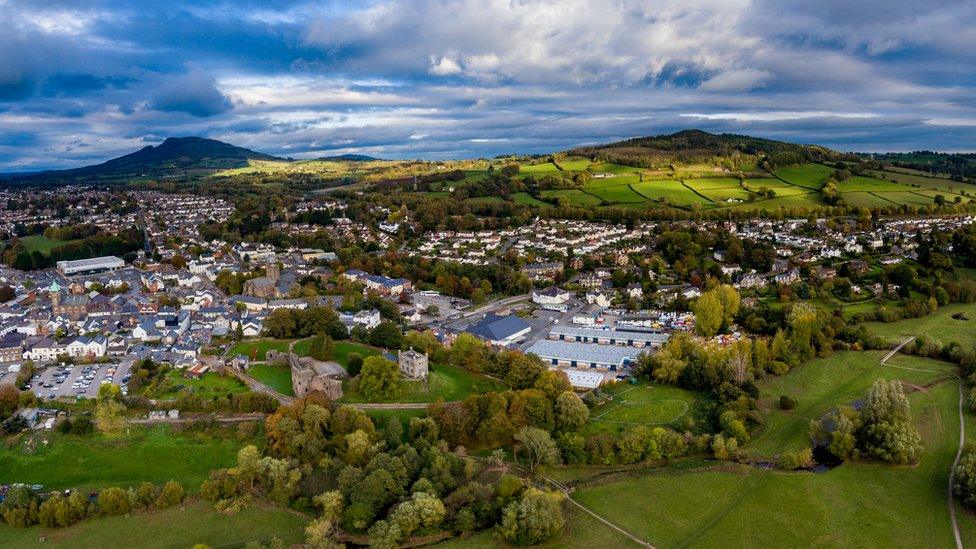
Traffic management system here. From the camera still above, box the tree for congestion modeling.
[308,335,335,361]
[0,383,19,417]
[346,353,364,377]
[498,488,565,545]
[954,445,976,508]
[390,491,446,537]
[95,388,126,435]
[264,309,297,339]
[513,427,559,471]
[369,321,403,350]
[358,356,400,402]
[554,391,588,431]
[693,291,723,337]
[858,379,921,464]
[449,333,490,372]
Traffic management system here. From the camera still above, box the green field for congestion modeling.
[582,182,646,203]
[590,162,639,175]
[840,191,894,208]
[556,157,593,171]
[339,363,505,403]
[631,180,711,204]
[747,350,954,456]
[540,189,604,207]
[512,192,552,207]
[228,339,294,361]
[773,163,835,189]
[570,351,967,548]
[16,235,79,255]
[0,425,249,492]
[247,363,295,396]
[0,501,307,548]
[865,302,976,348]
[584,382,696,435]
[838,175,910,192]
[519,162,560,174]
[683,177,743,190]
[154,370,248,399]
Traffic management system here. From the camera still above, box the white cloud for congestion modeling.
[428,54,462,76]
[698,69,772,93]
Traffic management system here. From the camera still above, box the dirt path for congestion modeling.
[882,337,964,549]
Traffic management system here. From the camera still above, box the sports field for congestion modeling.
[583,382,696,435]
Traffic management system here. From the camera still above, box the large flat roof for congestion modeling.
[56,256,124,269]
[549,325,670,344]
[526,339,643,366]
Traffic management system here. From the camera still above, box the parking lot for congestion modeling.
[29,360,134,401]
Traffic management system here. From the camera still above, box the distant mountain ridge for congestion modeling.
[316,154,381,162]
[4,137,284,183]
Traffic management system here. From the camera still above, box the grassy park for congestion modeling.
[584,382,697,435]
[0,425,250,492]
[562,351,967,548]
[0,501,308,548]
[865,302,976,348]
[228,338,294,361]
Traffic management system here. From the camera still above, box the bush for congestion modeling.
[308,334,335,361]
[498,488,565,545]
[155,481,185,509]
[346,353,364,377]
[97,487,131,516]
[777,452,799,471]
[779,395,797,410]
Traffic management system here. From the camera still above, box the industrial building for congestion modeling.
[548,325,670,348]
[56,256,125,276]
[525,339,644,371]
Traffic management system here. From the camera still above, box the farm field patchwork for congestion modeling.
[582,182,646,203]
[519,161,560,174]
[511,192,552,207]
[840,191,895,208]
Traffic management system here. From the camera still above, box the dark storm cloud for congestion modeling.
[0,0,974,170]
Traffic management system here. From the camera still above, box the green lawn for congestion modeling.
[631,180,711,205]
[340,363,505,403]
[228,339,294,361]
[584,382,697,435]
[153,370,248,399]
[0,425,249,492]
[865,302,976,348]
[248,363,295,396]
[572,352,966,548]
[333,341,381,367]
[16,235,80,255]
[0,501,308,548]
[556,157,592,171]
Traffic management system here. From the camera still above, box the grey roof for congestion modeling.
[465,313,530,342]
[526,339,643,367]
[549,325,670,345]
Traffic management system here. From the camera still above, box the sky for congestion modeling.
[1,0,975,171]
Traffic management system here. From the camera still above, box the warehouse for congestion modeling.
[548,325,670,348]
[525,339,644,371]
[56,256,125,276]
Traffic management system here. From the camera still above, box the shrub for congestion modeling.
[97,487,131,516]
[155,481,185,509]
[779,395,798,410]
[346,353,364,377]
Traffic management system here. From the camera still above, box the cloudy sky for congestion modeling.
[1,0,975,170]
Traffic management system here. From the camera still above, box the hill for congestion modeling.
[316,154,381,162]
[569,129,847,170]
[5,137,284,184]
